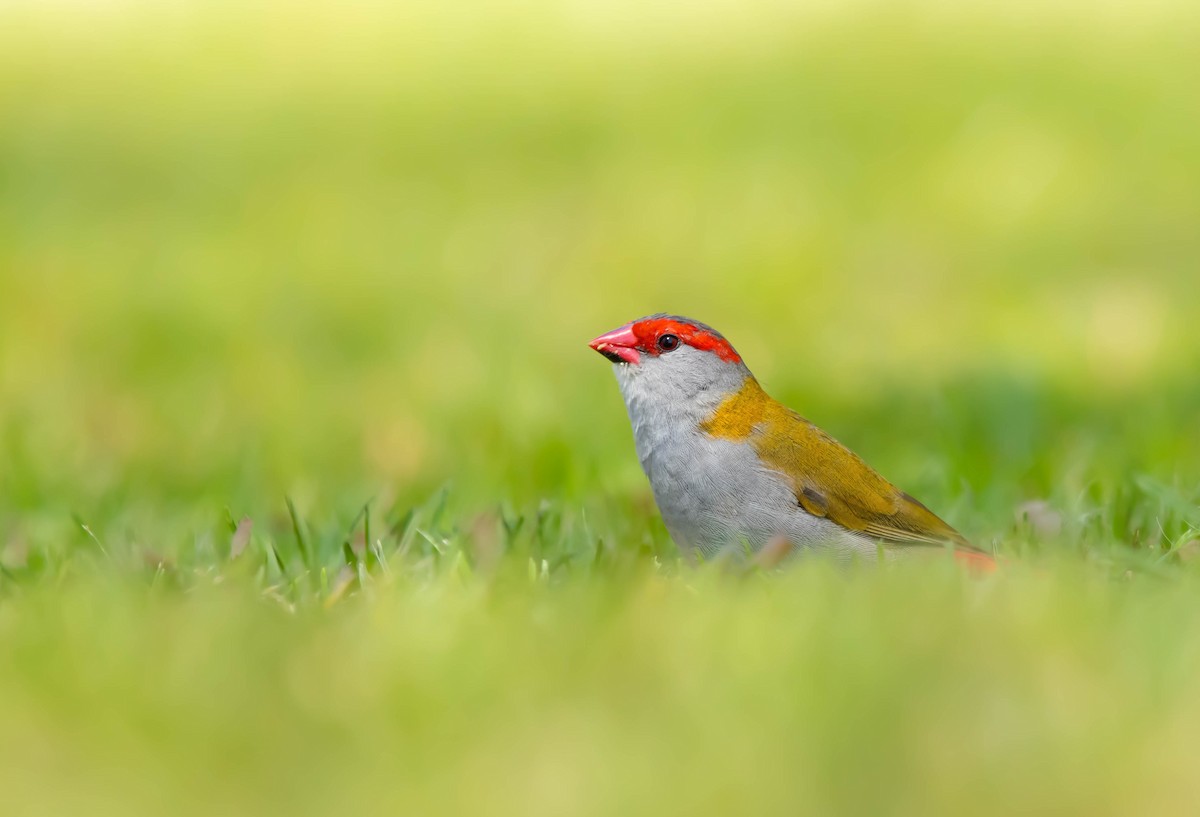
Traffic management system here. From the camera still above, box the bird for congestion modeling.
[588,314,995,570]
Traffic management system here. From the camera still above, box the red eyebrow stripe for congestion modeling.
[629,318,742,363]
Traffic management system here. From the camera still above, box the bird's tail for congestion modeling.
[953,547,998,573]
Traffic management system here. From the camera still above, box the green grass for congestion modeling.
[2,1,1200,814]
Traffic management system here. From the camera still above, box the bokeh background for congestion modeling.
[4,0,1199,525]
[2,2,1200,815]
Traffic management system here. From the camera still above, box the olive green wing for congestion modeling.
[751,409,977,550]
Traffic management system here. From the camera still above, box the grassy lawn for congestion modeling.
[2,2,1200,814]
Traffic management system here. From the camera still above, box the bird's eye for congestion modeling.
[657,334,680,352]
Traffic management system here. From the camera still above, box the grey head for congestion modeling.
[587,313,753,433]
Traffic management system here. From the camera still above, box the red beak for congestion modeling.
[588,323,641,365]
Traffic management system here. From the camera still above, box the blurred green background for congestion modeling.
[2,1,1200,815]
